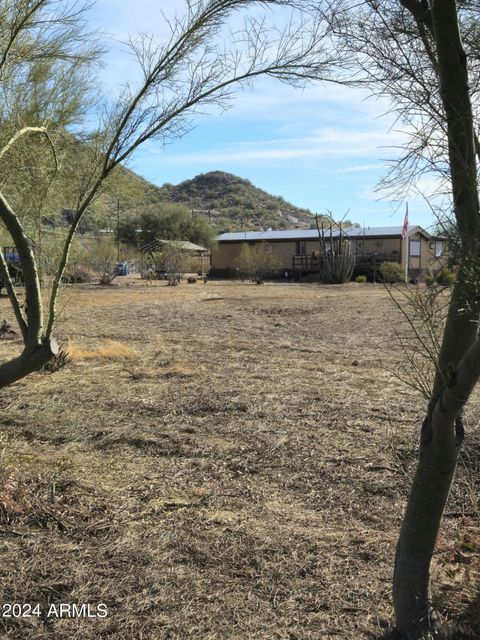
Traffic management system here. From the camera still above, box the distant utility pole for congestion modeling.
[117,199,120,262]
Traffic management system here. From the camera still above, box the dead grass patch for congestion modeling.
[157,359,200,379]
[0,279,478,639]
[67,338,138,361]
[125,358,200,381]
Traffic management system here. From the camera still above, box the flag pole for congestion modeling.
[404,202,409,283]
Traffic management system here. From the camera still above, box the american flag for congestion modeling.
[402,205,409,239]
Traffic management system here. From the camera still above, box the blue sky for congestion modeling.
[87,1,443,230]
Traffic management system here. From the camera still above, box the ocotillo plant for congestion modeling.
[316,217,355,284]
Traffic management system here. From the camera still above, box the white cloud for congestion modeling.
[143,127,407,166]
[87,1,401,162]
[216,80,391,127]
[330,163,385,174]
[356,174,451,209]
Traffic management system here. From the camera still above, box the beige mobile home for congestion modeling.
[210,226,447,278]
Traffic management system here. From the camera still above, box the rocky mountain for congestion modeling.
[61,165,321,235]
[155,171,317,232]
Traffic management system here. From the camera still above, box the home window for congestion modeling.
[435,240,443,257]
[409,240,421,256]
[266,243,273,253]
[296,240,306,255]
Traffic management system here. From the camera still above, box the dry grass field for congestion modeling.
[0,278,478,639]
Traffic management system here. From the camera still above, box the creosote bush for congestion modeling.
[155,244,187,287]
[235,243,281,284]
[436,267,456,287]
[424,273,435,287]
[425,267,456,287]
[379,262,404,284]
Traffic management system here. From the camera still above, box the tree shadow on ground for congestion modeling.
[367,591,480,639]
[446,588,480,639]
[363,621,398,639]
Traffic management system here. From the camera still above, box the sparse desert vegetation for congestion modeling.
[0,278,478,639]
[0,1,479,638]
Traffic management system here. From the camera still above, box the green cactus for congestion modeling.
[316,219,355,284]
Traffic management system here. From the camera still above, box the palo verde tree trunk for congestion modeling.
[393,0,480,637]
[0,185,59,389]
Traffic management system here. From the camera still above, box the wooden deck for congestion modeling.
[291,253,401,273]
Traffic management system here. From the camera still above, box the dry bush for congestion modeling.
[0,320,17,339]
[379,261,405,283]
[62,269,93,284]
[40,348,70,373]
[156,245,187,286]
[235,243,281,283]
[82,238,119,285]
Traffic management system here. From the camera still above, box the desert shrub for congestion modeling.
[379,261,404,283]
[235,243,281,284]
[40,348,70,373]
[356,274,367,283]
[80,237,119,285]
[35,231,93,285]
[141,268,156,281]
[0,320,16,338]
[436,267,456,286]
[155,244,187,286]
[62,269,93,284]
[424,273,435,287]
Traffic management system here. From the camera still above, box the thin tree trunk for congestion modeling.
[393,412,462,638]
[393,329,480,637]
[393,0,480,637]
[0,192,44,349]
[0,339,58,389]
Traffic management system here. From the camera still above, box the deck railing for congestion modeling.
[292,252,401,272]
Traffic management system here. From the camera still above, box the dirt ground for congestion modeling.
[0,278,478,639]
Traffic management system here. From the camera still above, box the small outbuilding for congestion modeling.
[141,239,209,276]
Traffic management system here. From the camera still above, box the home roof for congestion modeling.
[217,225,431,242]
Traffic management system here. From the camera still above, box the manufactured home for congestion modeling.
[210,226,447,278]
